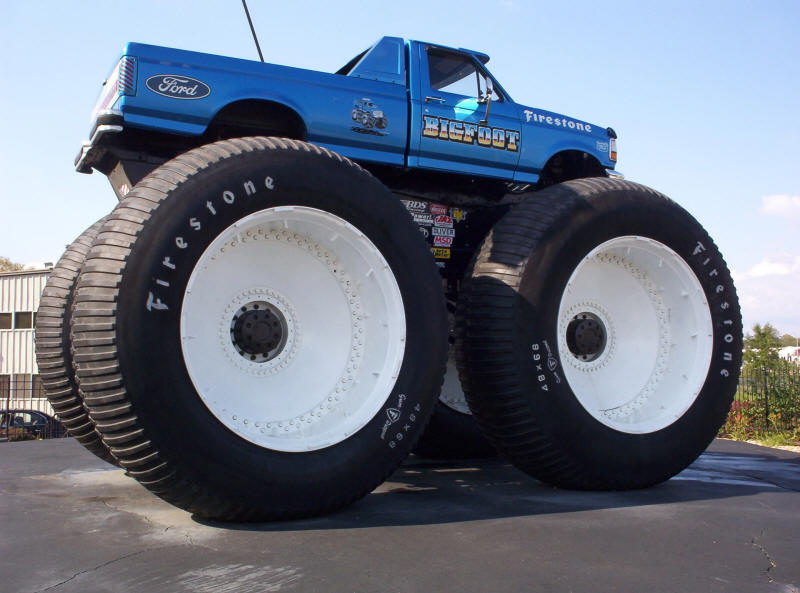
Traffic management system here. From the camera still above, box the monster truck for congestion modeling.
[39,36,742,520]
[352,98,388,129]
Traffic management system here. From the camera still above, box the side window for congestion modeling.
[427,49,502,102]
[14,311,33,329]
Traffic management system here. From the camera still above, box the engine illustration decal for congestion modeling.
[145,75,211,100]
[351,97,388,136]
[422,115,519,152]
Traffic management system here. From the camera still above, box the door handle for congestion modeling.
[425,96,446,103]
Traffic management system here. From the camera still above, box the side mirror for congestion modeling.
[480,76,493,124]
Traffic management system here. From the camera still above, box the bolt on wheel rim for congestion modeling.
[557,236,713,434]
[181,206,406,452]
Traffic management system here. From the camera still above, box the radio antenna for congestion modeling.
[241,0,265,62]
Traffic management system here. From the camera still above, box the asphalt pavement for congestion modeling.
[1,438,799,593]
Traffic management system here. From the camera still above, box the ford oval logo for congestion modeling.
[145,75,211,100]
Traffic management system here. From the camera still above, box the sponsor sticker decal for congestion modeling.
[430,204,447,215]
[412,212,434,226]
[596,141,609,152]
[145,75,211,100]
[434,215,453,228]
[402,200,428,212]
[433,236,453,247]
[432,226,455,237]
[432,247,451,259]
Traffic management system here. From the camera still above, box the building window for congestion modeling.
[0,375,9,400]
[32,375,44,399]
[12,374,32,398]
[14,312,33,329]
[0,313,11,330]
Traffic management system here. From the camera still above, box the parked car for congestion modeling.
[0,410,67,440]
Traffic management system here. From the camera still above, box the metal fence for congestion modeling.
[727,364,800,434]
[3,367,799,442]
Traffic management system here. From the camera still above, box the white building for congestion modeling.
[0,268,53,414]
[778,346,800,364]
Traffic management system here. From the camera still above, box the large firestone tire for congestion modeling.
[34,218,116,464]
[456,178,742,489]
[71,137,448,520]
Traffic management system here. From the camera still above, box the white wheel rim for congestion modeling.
[557,236,713,434]
[181,206,406,451]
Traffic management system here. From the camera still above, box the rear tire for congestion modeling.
[34,218,115,463]
[457,178,742,489]
[413,351,496,459]
[71,137,447,520]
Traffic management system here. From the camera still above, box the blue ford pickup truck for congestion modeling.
[40,35,740,522]
[76,36,618,197]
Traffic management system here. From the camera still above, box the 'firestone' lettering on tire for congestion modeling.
[144,174,276,312]
[690,240,738,379]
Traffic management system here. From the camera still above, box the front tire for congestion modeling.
[72,137,447,520]
[457,178,742,489]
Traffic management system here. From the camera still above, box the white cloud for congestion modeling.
[733,253,800,336]
[760,194,800,222]
[746,254,800,278]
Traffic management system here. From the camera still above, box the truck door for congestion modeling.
[408,45,521,179]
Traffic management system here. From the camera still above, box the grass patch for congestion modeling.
[720,426,800,449]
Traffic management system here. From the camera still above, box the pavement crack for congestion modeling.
[751,530,778,583]
[38,549,150,592]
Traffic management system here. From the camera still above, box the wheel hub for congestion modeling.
[230,301,288,362]
[566,313,606,361]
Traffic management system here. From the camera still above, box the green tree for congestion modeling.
[743,323,782,370]
[0,256,24,272]
[780,333,798,347]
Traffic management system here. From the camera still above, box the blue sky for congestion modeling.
[1,0,798,334]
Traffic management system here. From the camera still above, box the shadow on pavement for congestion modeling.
[196,440,800,532]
